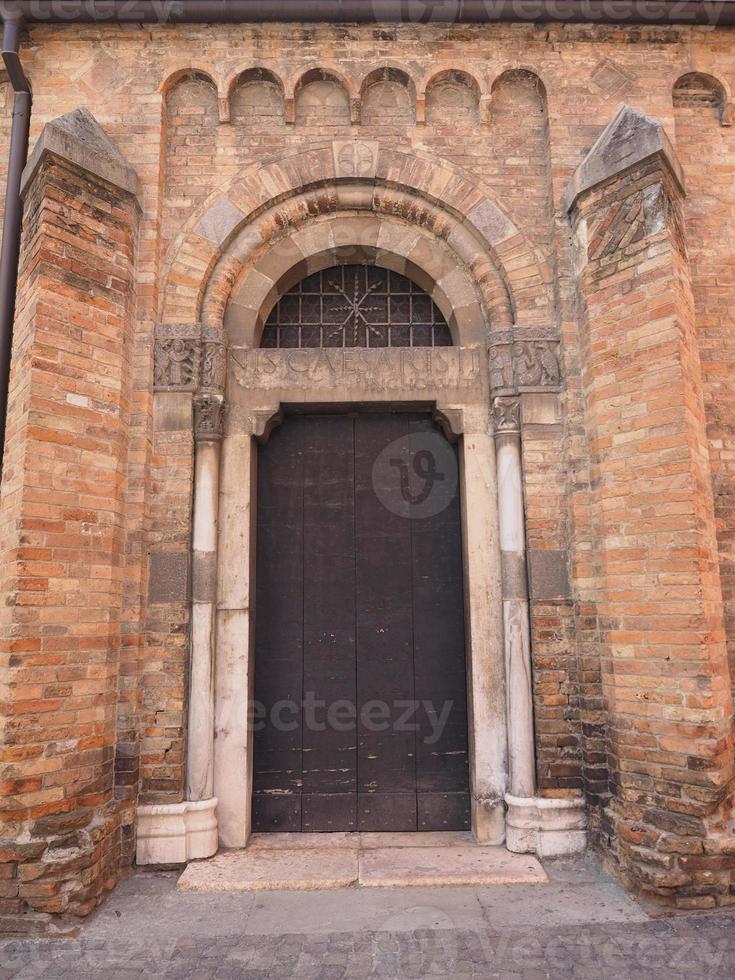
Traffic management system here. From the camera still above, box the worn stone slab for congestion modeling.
[358,845,548,888]
[248,832,358,850]
[177,847,358,892]
[249,831,474,850]
[359,831,474,849]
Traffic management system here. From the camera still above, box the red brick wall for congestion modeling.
[673,75,735,698]
[573,154,734,907]
[0,151,138,917]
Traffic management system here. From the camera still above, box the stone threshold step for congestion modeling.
[177,836,548,892]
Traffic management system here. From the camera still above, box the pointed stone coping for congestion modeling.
[563,103,684,212]
[21,106,139,201]
[177,833,548,892]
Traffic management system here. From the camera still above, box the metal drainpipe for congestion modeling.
[0,14,30,477]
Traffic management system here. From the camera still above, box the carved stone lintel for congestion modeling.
[154,323,202,392]
[492,396,521,435]
[194,394,225,442]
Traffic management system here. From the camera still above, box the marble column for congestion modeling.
[492,396,536,801]
[186,414,221,801]
[186,327,227,805]
[460,406,508,844]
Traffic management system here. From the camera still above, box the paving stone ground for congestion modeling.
[1,853,734,978]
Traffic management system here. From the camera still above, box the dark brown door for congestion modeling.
[253,413,470,832]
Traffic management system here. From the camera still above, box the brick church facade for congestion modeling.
[1,2,735,924]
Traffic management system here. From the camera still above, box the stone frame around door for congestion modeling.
[137,156,587,864]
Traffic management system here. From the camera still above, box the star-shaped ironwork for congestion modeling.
[326,271,384,346]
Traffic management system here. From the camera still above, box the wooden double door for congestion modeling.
[253,412,470,833]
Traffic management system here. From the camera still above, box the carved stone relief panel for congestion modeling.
[489,327,561,397]
[154,324,201,391]
[200,324,227,395]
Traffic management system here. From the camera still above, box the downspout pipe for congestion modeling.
[0,13,30,476]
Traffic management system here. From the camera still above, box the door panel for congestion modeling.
[301,417,357,831]
[253,412,470,833]
[252,418,305,832]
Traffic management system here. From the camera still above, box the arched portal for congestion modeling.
[147,144,580,863]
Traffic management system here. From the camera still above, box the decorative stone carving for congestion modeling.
[514,340,561,388]
[154,324,201,391]
[200,324,227,394]
[492,396,520,434]
[488,340,513,395]
[194,394,225,442]
[489,329,561,396]
[332,139,379,178]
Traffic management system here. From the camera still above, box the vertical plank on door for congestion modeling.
[252,417,305,832]
[301,416,358,831]
[409,416,471,831]
[355,414,418,831]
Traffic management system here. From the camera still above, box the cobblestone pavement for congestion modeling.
[1,855,734,978]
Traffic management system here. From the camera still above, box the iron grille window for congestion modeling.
[261,264,453,348]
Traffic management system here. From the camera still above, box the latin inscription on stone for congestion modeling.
[230,346,482,393]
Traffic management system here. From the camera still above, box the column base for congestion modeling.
[505,794,587,857]
[136,798,218,865]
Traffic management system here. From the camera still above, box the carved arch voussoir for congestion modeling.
[160,145,552,332]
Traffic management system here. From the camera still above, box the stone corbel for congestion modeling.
[251,406,284,443]
[432,403,464,443]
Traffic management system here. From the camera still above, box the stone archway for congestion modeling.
[137,143,586,864]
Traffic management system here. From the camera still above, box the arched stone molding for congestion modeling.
[212,212,493,347]
[159,144,553,331]
[201,189,510,335]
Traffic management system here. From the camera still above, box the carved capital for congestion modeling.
[492,396,521,435]
[194,394,225,442]
[154,324,202,392]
